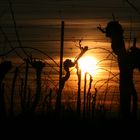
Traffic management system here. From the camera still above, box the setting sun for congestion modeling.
[78,56,98,76]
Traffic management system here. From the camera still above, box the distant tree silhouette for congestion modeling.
[98,21,140,120]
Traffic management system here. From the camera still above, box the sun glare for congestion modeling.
[78,56,98,76]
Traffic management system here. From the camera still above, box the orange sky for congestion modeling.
[1,0,140,111]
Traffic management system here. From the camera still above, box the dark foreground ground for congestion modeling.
[1,113,140,138]
[0,108,140,139]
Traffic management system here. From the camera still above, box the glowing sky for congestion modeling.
[1,0,140,91]
[1,0,140,59]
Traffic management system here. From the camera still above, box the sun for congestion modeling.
[78,56,98,76]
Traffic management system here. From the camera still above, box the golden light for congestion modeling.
[78,56,98,76]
